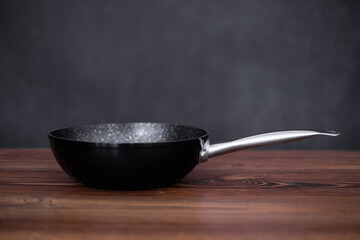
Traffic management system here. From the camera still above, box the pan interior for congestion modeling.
[49,123,208,144]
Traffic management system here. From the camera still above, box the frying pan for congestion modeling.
[48,123,339,190]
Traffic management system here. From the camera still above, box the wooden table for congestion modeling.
[0,149,359,240]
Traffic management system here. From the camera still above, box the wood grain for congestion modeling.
[0,149,359,240]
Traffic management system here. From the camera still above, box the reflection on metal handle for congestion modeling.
[206,130,340,159]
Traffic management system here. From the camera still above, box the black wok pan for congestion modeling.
[48,123,339,190]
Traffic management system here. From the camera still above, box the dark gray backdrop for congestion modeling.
[1,0,359,149]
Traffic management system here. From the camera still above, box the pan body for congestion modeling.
[49,123,208,190]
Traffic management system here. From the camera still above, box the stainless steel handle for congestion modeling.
[199,130,340,162]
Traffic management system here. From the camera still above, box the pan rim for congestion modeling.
[48,122,209,146]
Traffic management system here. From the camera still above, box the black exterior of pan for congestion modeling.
[48,123,209,190]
